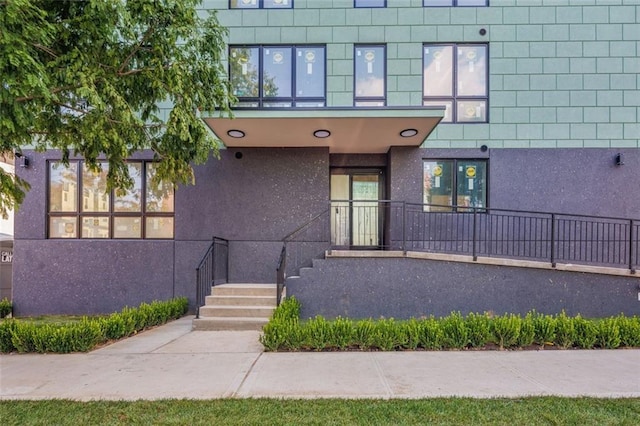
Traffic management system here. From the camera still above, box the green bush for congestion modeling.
[516,312,536,348]
[573,315,597,349]
[403,318,422,350]
[353,319,376,350]
[491,314,521,350]
[372,318,405,351]
[440,312,468,349]
[597,317,621,349]
[465,312,491,348]
[329,317,354,350]
[554,311,576,349]
[0,297,188,353]
[617,315,640,348]
[272,296,301,322]
[260,319,288,351]
[532,312,556,347]
[306,315,332,351]
[0,298,12,318]
[417,317,443,350]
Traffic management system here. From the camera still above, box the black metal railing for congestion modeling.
[195,236,229,318]
[277,201,638,281]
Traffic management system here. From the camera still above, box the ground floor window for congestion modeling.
[48,161,174,239]
[423,159,487,212]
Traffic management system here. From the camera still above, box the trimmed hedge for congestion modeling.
[260,297,640,352]
[0,297,188,353]
[0,298,12,318]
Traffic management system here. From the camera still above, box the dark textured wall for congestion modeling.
[0,240,12,300]
[287,257,640,319]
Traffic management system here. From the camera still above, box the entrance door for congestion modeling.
[330,170,384,248]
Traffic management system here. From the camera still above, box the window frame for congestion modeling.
[423,158,488,212]
[229,44,327,109]
[354,0,386,8]
[47,160,175,239]
[423,0,488,6]
[422,43,489,123]
[353,44,387,107]
[229,0,293,9]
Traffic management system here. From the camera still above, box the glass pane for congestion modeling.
[230,47,259,98]
[355,0,386,7]
[230,0,258,8]
[456,161,487,210]
[263,47,292,98]
[113,217,142,239]
[49,162,78,213]
[295,101,326,107]
[423,45,453,97]
[355,46,385,98]
[146,163,174,213]
[330,175,350,247]
[235,101,260,108]
[457,100,487,122]
[354,101,385,107]
[423,100,453,123]
[296,47,325,98]
[82,163,109,212]
[114,163,142,212]
[457,45,487,96]
[458,0,487,5]
[145,217,174,239]
[263,101,293,108]
[423,161,453,212]
[81,217,109,238]
[264,0,292,7]
[49,217,78,238]
[423,0,452,5]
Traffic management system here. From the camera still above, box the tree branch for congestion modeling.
[118,26,156,75]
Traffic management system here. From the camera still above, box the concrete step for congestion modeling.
[206,295,276,306]
[192,317,269,331]
[198,305,275,318]
[212,283,276,297]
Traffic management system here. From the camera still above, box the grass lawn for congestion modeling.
[1,398,639,425]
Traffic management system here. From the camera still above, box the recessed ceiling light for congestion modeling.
[400,128,418,137]
[227,129,245,138]
[313,129,331,138]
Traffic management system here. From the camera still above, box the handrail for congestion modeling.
[276,244,286,306]
[195,236,229,318]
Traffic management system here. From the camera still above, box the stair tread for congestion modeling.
[203,305,275,309]
[195,317,270,322]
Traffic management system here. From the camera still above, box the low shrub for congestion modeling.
[0,298,12,318]
[491,314,521,350]
[259,302,640,352]
[0,297,188,354]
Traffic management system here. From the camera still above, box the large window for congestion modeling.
[229,45,326,108]
[424,0,488,6]
[423,44,488,123]
[230,0,292,9]
[354,45,386,107]
[355,0,386,7]
[48,161,174,239]
[423,159,487,212]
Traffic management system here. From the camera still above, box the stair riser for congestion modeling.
[212,287,276,297]
[198,306,275,318]
[206,296,276,306]
[192,319,267,331]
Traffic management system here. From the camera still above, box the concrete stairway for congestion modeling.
[192,283,277,331]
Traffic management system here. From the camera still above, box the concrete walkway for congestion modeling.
[1,316,639,401]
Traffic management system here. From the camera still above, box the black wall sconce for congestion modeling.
[615,153,624,166]
[15,152,29,168]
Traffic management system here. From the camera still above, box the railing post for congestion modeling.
[196,268,201,319]
[472,207,478,261]
[402,201,407,254]
[327,200,332,255]
[629,219,636,274]
[550,213,556,267]
[211,238,216,287]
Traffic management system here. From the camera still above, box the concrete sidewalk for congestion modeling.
[1,316,639,401]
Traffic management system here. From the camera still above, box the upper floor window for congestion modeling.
[423,159,487,212]
[424,0,488,6]
[423,44,488,123]
[354,45,386,107]
[230,45,325,108]
[355,0,386,7]
[48,161,174,239]
[230,0,292,9]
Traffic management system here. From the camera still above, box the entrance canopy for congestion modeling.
[203,107,445,154]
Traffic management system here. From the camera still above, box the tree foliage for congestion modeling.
[0,0,234,218]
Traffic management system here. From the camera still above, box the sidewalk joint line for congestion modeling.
[231,352,263,398]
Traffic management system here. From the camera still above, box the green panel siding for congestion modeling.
[211,3,639,149]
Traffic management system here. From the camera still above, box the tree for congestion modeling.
[0,0,234,219]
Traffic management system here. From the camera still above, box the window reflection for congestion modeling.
[423,45,453,97]
[114,163,142,212]
[355,0,386,7]
[263,47,292,98]
[457,45,487,97]
[82,163,109,212]
[296,47,325,98]
[82,217,109,238]
[355,45,385,102]
[230,47,259,98]
[114,217,142,239]
[49,217,78,238]
[423,160,487,212]
[146,163,174,213]
[49,162,78,212]
[145,217,174,239]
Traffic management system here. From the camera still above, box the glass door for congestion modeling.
[330,170,383,248]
